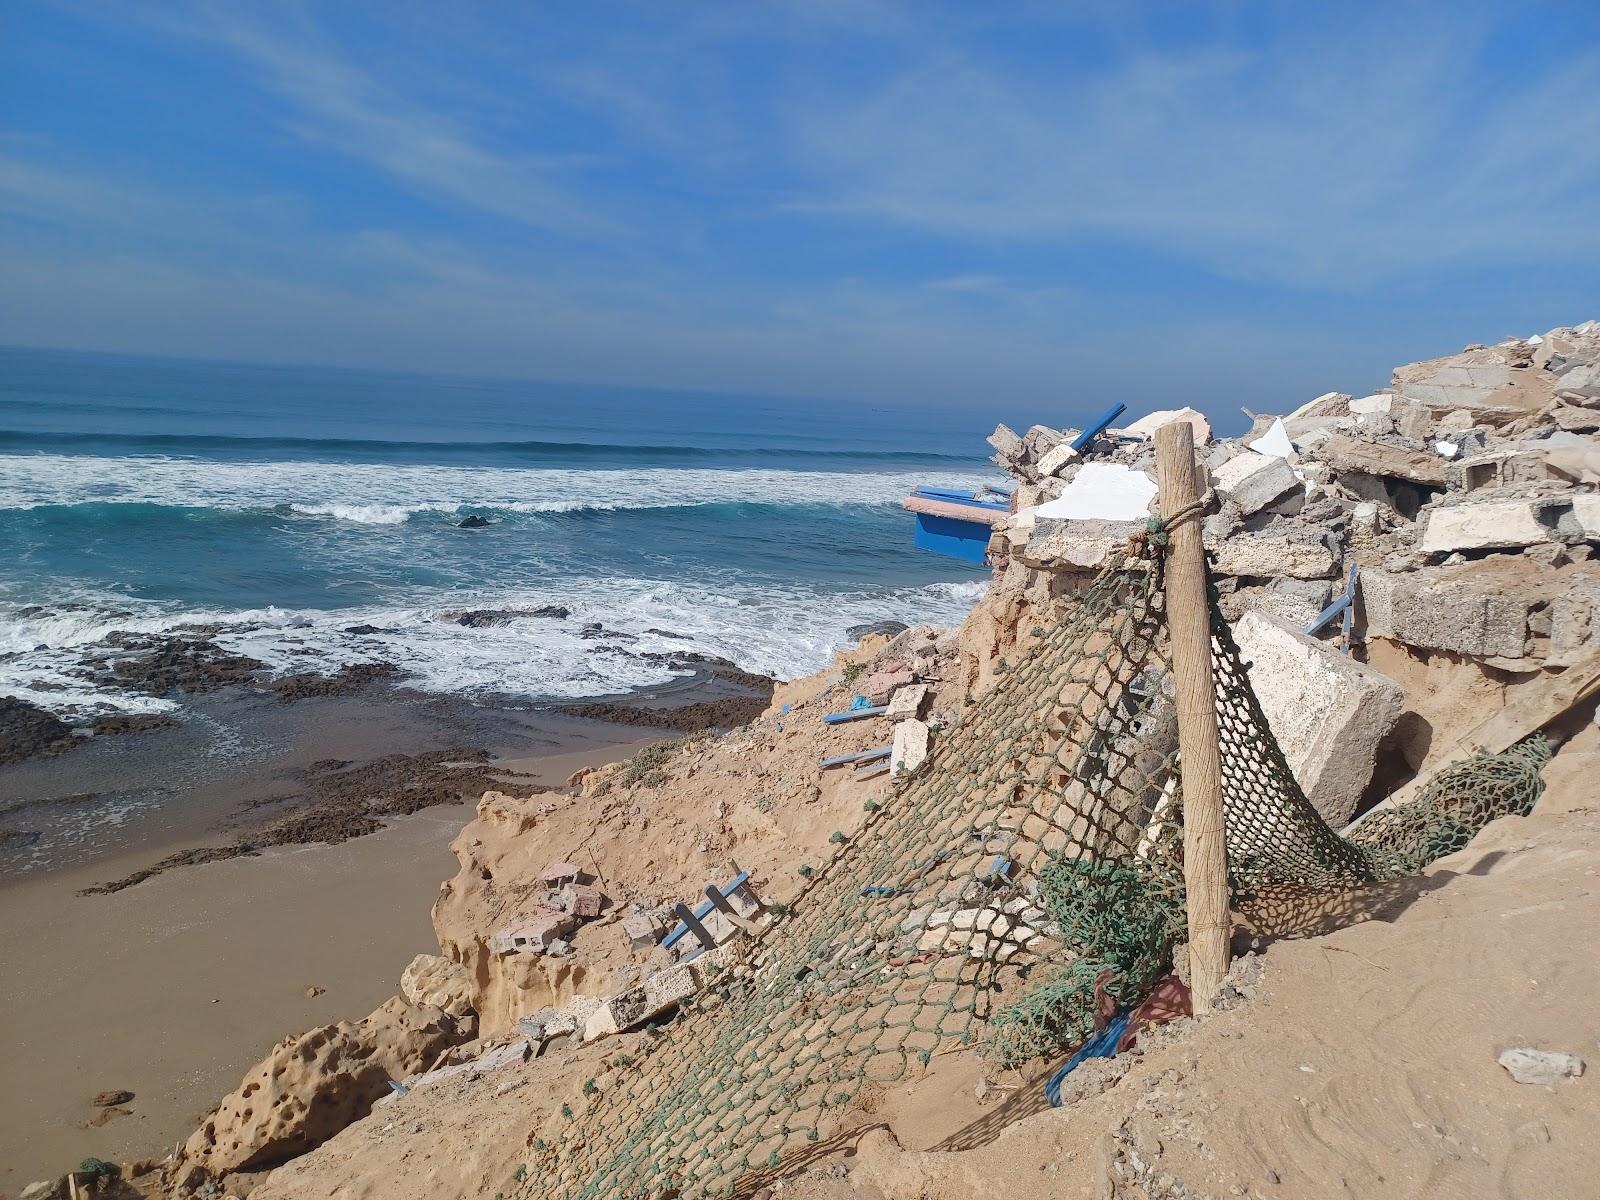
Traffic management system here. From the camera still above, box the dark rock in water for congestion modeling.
[452,606,569,628]
[272,662,400,703]
[87,635,264,696]
[80,747,533,894]
[91,713,179,737]
[457,515,491,528]
[559,695,772,733]
[0,828,42,848]
[645,628,693,640]
[342,623,393,636]
[0,697,75,765]
[846,620,910,642]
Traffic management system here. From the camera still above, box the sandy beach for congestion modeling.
[0,660,710,1187]
[0,733,650,1187]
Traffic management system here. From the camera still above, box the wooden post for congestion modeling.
[1153,421,1230,1013]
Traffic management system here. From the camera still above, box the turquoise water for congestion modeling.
[0,347,996,716]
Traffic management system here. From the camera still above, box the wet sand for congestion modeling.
[0,692,658,1187]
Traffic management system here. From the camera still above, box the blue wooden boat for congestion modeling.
[901,485,1011,564]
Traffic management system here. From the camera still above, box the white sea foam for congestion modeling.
[0,576,987,718]
[0,453,999,516]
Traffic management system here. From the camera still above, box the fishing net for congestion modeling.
[526,552,1548,1200]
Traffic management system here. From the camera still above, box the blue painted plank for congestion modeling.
[1070,402,1128,452]
[661,870,754,949]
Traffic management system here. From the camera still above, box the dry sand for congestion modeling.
[0,741,648,1189]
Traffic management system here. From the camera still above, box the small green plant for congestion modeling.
[797,864,814,878]
[513,1164,528,1182]
[620,741,678,788]
[829,830,846,844]
[752,794,774,813]
[842,661,865,685]
[561,1103,573,1119]
[583,1077,598,1095]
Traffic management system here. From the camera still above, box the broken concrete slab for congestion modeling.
[1022,517,1142,570]
[1285,391,1352,421]
[1420,501,1552,554]
[892,718,930,777]
[1359,567,1531,660]
[1308,434,1449,486]
[582,987,654,1042]
[988,423,1027,466]
[1035,462,1157,522]
[1233,611,1404,825]
[884,683,929,719]
[1035,441,1079,477]
[1209,534,1336,580]
[644,962,698,1011]
[1123,407,1213,443]
[1213,450,1301,518]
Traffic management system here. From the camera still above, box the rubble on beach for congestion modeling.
[986,321,1600,822]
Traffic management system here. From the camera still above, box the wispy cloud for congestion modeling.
[160,4,621,236]
[782,10,1600,287]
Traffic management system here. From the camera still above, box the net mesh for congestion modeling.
[525,556,1547,1200]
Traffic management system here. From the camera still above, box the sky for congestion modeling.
[2,1,1598,422]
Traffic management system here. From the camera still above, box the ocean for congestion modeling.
[0,347,997,720]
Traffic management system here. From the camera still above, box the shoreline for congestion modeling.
[0,664,769,1186]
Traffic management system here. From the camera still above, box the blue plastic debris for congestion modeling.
[1044,1009,1134,1106]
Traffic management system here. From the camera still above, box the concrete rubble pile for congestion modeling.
[985,320,1600,824]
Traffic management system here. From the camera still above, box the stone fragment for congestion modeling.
[1419,502,1552,554]
[582,986,654,1042]
[1498,1048,1585,1086]
[1285,391,1352,421]
[1035,442,1079,477]
[892,718,930,777]
[1392,354,1546,424]
[177,997,465,1179]
[1359,567,1531,660]
[1209,535,1335,580]
[20,1183,62,1200]
[92,1089,135,1107]
[1435,409,1476,435]
[622,912,666,949]
[1035,463,1158,521]
[1213,451,1300,518]
[1309,434,1448,486]
[1022,518,1142,570]
[885,683,929,719]
[644,962,698,1010]
[1123,407,1213,443]
[987,423,1027,466]
[1233,611,1404,825]
[858,664,915,702]
[400,953,474,1017]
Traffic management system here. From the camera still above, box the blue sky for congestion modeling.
[2,1,1597,420]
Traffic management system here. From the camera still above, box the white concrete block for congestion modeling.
[1213,451,1300,517]
[885,683,929,719]
[1234,610,1404,826]
[1420,502,1550,553]
[891,718,930,777]
[1036,442,1080,477]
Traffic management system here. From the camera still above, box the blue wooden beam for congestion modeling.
[1069,402,1128,452]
